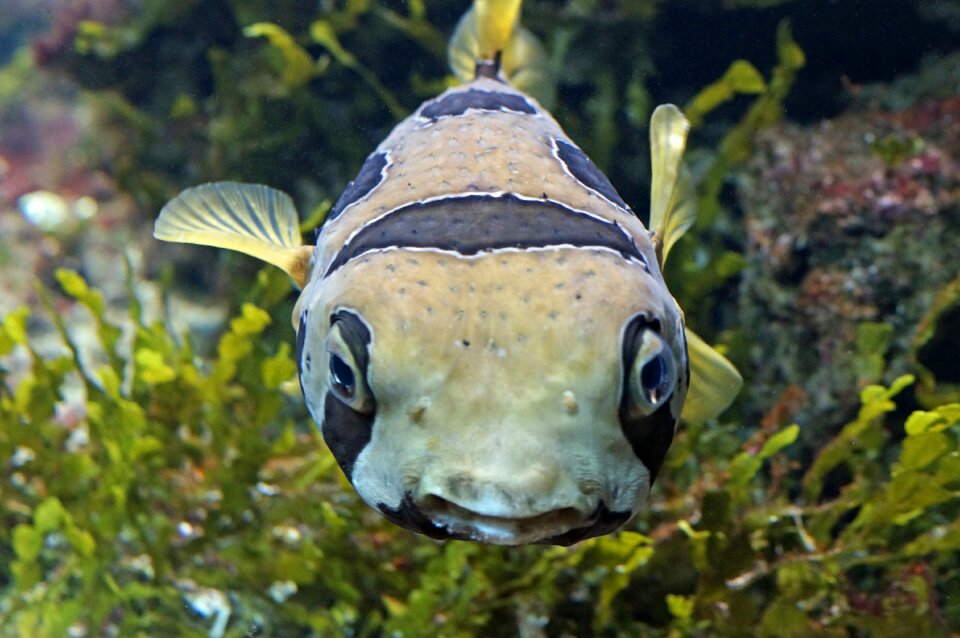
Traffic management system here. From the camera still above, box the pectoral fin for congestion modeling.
[648,104,696,267]
[681,328,743,423]
[154,182,314,288]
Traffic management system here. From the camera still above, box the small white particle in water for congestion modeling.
[73,195,98,220]
[256,481,281,496]
[177,521,203,540]
[18,190,68,230]
[562,391,578,416]
[178,580,231,638]
[11,446,35,468]
[268,580,298,603]
[65,426,89,453]
[272,525,302,546]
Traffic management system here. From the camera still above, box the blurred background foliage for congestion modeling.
[1,0,959,636]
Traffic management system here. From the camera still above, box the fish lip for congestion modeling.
[422,496,591,545]
[378,494,630,545]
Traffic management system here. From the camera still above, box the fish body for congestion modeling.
[155,1,741,545]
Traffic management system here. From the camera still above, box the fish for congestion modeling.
[153,0,742,546]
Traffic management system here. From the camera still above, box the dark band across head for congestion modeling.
[420,89,537,121]
[324,194,648,277]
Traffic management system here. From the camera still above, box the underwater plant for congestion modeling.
[2,0,959,635]
[2,270,957,636]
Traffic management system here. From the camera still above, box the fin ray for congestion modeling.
[681,328,743,423]
[154,182,312,287]
[649,104,696,266]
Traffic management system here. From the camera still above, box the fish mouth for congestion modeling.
[421,495,588,544]
[378,494,631,545]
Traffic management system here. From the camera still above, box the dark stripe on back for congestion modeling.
[617,315,681,482]
[555,139,629,210]
[328,151,389,222]
[420,89,537,120]
[320,310,376,480]
[324,194,647,277]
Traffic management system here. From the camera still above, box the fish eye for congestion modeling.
[627,328,677,417]
[323,320,374,414]
[329,353,356,399]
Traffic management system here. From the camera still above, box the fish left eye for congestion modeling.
[329,353,356,399]
[626,327,678,417]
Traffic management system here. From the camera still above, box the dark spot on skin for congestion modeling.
[321,310,375,480]
[324,194,647,277]
[420,89,537,120]
[555,139,629,210]
[327,151,389,221]
[462,340,471,347]
[618,315,683,482]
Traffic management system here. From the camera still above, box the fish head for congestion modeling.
[294,244,687,545]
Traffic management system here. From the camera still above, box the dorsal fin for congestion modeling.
[154,182,314,288]
[448,0,554,106]
[648,104,696,267]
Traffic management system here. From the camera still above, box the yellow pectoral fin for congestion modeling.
[649,104,696,267]
[681,328,743,423]
[154,182,313,288]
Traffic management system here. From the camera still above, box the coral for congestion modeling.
[737,65,960,441]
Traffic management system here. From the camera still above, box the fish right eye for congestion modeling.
[323,320,374,414]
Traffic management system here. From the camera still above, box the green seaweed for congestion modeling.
[2,271,957,635]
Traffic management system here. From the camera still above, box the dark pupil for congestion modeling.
[641,355,665,393]
[330,354,356,398]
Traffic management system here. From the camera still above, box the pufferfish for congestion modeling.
[154,0,742,545]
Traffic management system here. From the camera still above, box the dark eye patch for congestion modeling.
[618,314,679,482]
[321,309,375,482]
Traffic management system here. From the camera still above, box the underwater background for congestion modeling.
[1,0,959,636]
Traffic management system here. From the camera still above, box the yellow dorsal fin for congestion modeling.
[681,328,743,423]
[475,0,521,60]
[448,0,554,106]
[648,104,696,266]
[154,182,314,288]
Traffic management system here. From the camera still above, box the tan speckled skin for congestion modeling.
[297,77,686,544]
[313,78,658,274]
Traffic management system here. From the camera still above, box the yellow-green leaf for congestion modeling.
[135,347,177,385]
[245,22,318,87]
[12,525,42,561]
